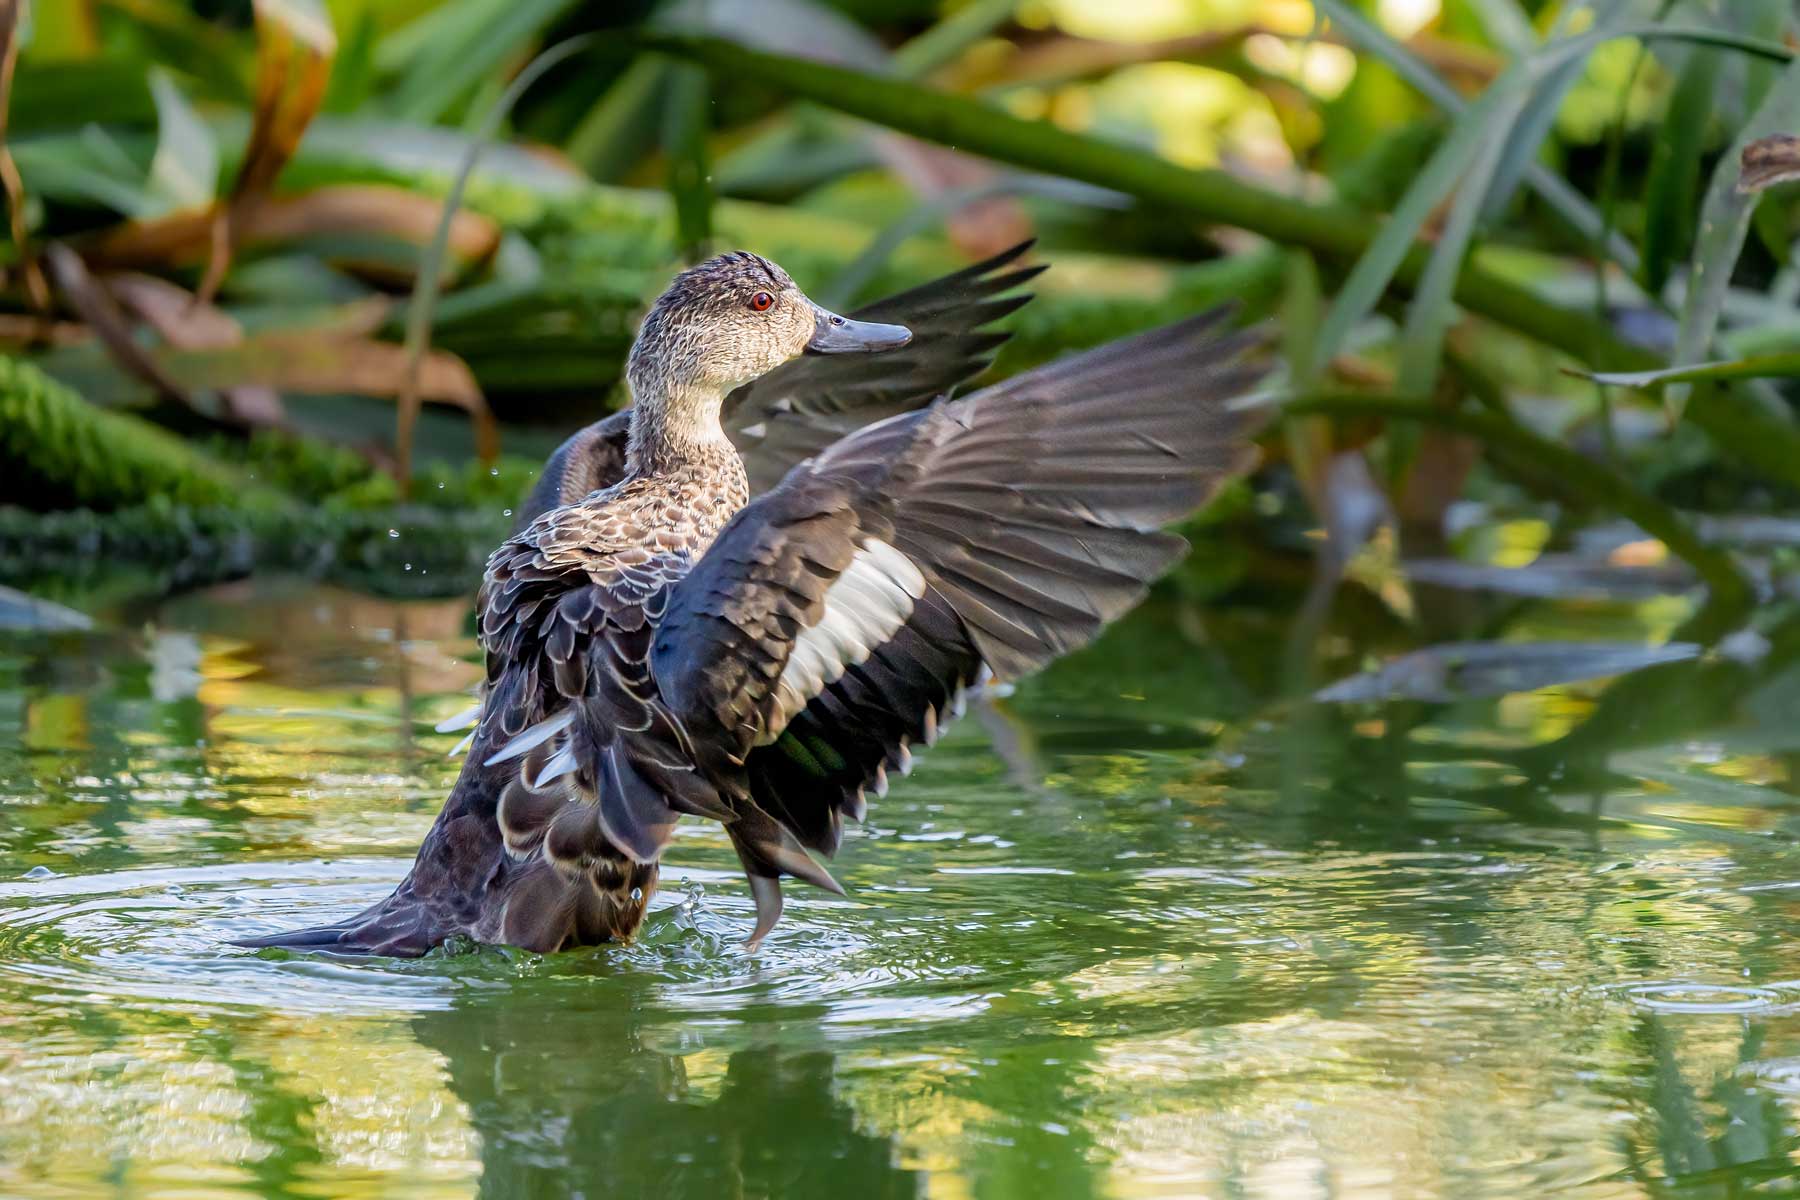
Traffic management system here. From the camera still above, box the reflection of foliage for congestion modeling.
[1617,1018,1800,1196]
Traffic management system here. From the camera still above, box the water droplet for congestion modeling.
[502,508,514,518]
[387,529,400,539]
[630,887,644,902]
[21,865,56,880]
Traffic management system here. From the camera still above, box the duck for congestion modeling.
[242,243,1267,957]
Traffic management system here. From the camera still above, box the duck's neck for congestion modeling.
[623,378,748,518]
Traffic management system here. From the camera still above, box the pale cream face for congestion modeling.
[627,252,911,440]
[687,283,819,393]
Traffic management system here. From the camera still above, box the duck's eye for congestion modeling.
[749,291,775,312]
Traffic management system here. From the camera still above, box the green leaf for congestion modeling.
[384,0,578,125]
[1642,47,1720,294]
[1730,0,1788,112]
[891,0,1016,78]
[647,33,1628,370]
[1280,251,1333,506]
[322,5,379,116]
[1577,353,1800,388]
[13,128,153,217]
[1395,74,1531,401]
[566,56,670,183]
[1572,24,1792,63]
[1480,0,1631,222]
[662,61,714,261]
[393,32,598,487]
[144,69,218,217]
[1669,58,1800,415]
[1314,0,1640,274]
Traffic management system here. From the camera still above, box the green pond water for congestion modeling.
[4,574,1800,1198]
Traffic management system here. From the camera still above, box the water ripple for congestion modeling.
[1617,980,1800,1014]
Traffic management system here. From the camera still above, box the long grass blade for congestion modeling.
[662,62,713,262]
[1578,353,1800,388]
[1309,72,1527,383]
[385,0,577,125]
[892,0,1017,78]
[1642,46,1721,294]
[394,32,596,490]
[646,33,1642,369]
[1395,77,1530,403]
[566,57,669,183]
[1314,0,1641,274]
[144,69,217,218]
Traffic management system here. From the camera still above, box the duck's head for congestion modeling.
[628,251,913,406]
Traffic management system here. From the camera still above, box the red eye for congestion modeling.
[750,291,774,312]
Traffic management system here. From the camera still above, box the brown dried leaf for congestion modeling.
[155,333,499,460]
[1738,133,1800,194]
[195,0,337,304]
[0,314,88,347]
[0,0,46,310]
[43,242,191,409]
[87,185,501,282]
[107,272,286,426]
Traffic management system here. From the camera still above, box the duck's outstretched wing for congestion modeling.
[514,243,1043,529]
[724,240,1043,492]
[650,310,1269,938]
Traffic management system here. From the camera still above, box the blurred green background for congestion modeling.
[4,0,1798,637]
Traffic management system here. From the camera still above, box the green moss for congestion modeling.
[0,357,263,512]
[0,500,510,598]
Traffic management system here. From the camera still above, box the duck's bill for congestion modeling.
[807,309,913,354]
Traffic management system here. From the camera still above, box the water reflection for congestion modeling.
[414,985,924,1200]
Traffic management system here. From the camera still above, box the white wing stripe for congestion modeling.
[758,538,923,744]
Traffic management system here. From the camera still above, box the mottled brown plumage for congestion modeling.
[240,244,1269,957]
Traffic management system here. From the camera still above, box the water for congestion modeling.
[4,576,1800,1197]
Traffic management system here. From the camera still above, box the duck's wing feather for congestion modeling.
[651,310,1269,920]
[514,242,1043,531]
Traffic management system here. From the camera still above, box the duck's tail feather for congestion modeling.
[233,750,516,958]
[231,888,452,957]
